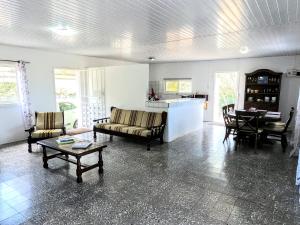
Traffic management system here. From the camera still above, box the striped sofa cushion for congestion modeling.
[95,123,151,137]
[124,110,144,126]
[126,126,151,137]
[95,123,112,129]
[141,112,162,128]
[31,129,63,138]
[110,108,126,124]
[109,124,128,132]
[95,123,127,132]
[36,112,64,130]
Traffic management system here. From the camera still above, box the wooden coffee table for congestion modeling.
[37,134,107,183]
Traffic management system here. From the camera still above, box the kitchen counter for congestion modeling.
[145,98,205,142]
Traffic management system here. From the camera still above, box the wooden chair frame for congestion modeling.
[222,104,236,143]
[262,107,295,151]
[235,111,261,151]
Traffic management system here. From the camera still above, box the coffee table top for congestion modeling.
[37,132,108,156]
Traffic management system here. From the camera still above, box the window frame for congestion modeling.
[0,65,19,105]
[164,78,192,94]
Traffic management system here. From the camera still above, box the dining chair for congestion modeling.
[227,104,235,113]
[222,105,236,143]
[262,107,295,151]
[227,104,235,122]
[235,110,263,151]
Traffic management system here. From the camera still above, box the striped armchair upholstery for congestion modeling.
[25,111,66,153]
[36,112,64,130]
[93,107,167,150]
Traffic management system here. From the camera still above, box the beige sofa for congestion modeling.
[93,107,167,150]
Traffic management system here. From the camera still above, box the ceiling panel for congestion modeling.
[0,0,299,62]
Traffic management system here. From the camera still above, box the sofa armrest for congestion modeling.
[62,127,67,135]
[150,124,166,136]
[25,126,35,138]
[93,117,110,123]
[25,126,35,133]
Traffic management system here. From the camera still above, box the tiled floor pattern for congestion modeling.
[0,124,299,225]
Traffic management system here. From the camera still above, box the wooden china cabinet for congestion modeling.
[244,69,282,112]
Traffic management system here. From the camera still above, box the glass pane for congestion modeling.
[179,80,192,93]
[54,69,80,129]
[165,80,179,92]
[0,66,18,103]
[214,72,239,122]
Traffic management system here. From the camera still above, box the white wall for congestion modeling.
[105,64,149,113]
[150,55,300,123]
[0,45,133,145]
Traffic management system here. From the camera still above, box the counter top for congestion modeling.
[145,98,205,108]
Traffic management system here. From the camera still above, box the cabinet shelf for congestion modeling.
[246,92,280,95]
[244,69,282,111]
[244,101,277,104]
[246,83,280,86]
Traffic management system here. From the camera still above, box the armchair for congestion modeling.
[25,111,66,153]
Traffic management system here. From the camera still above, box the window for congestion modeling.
[165,79,192,93]
[0,66,18,104]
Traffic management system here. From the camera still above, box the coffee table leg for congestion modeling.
[42,146,48,169]
[98,150,103,174]
[76,156,83,183]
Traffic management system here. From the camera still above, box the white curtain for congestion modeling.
[291,89,300,157]
[79,68,106,128]
[16,61,33,129]
[293,89,300,186]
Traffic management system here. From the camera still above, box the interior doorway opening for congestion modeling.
[213,72,239,122]
[54,68,81,130]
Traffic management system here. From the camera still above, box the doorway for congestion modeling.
[213,72,240,122]
[54,69,81,129]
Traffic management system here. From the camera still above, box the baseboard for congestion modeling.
[0,139,26,148]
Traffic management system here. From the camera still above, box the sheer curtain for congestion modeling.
[292,89,300,156]
[16,61,33,129]
[79,68,106,128]
[293,89,300,186]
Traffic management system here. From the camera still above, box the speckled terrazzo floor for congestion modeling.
[0,124,299,225]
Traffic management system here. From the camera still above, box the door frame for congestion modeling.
[212,71,241,122]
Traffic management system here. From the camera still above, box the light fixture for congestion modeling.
[148,57,155,61]
[50,25,77,36]
[240,46,249,54]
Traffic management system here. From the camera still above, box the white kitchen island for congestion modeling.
[145,98,205,142]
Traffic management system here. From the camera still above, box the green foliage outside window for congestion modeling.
[165,79,192,93]
[217,74,237,109]
[0,82,18,102]
[165,80,179,92]
[59,102,77,112]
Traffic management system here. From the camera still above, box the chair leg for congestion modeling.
[281,135,288,152]
[254,134,258,154]
[223,128,228,143]
[109,135,113,141]
[234,133,239,151]
[93,131,97,139]
[28,142,32,153]
[146,139,152,151]
[160,136,164,144]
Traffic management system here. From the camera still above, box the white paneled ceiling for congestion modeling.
[0,0,300,62]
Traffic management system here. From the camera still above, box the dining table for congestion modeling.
[227,110,282,123]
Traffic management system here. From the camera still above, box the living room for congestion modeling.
[1,1,300,224]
